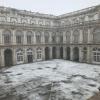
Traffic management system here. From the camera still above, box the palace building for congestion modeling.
[0,5,100,67]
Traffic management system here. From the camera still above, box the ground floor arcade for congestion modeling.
[0,45,100,67]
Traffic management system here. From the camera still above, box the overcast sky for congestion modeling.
[1,0,100,15]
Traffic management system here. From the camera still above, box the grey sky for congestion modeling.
[1,0,100,15]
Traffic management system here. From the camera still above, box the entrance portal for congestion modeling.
[4,49,13,67]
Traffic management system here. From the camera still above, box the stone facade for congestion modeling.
[0,5,100,67]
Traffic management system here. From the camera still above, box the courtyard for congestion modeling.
[0,60,100,100]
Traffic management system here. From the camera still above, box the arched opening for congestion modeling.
[45,47,50,60]
[60,47,63,59]
[73,47,79,61]
[52,47,56,59]
[27,49,33,63]
[67,47,70,60]
[4,49,13,67]
[83,47,87,62]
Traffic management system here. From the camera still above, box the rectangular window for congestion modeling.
[16,36,22,44]
[4,35,10,44]
[27,36,32,44]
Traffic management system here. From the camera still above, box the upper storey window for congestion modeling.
[66,31,71,43]
[15,30,23,44]
[73,18,79,24]
[27,31,33,44]
[30,19,36,25]
[52,33,56,43]
[44,32,49,43]
[73,30,79,43]
[3,30,11,44]
[21,18,28,24]
[36,32,41,43]
[45,21,51,26]
[93,28,100,43]
[58,33,63,43]
[0,16,6,22]
[10,17,17,23]
[38,20,43,25]
[65,20,71,25]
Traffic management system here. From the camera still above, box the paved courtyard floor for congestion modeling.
[0,60,100,100]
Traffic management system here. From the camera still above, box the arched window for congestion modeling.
[30,19,36,25]
[83,29,88,43]
[27,31,33,44]
[10,17,17,23]
[58,33,63,43]
[21,18,28,24]
[93,48,100,62]
[66,31,70,43]
[16,49,24,64]
[44,32,49,43]
[15,30,23,44]
[3,30,11,44]
[65,20,71,25]
[73,30,79,43]
[0,16,6,22]
[93,28,100,43]
[52,33,56,43]
[37,48,42,60]
[36,32,41,43]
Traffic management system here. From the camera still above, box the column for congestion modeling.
[33,47,36,62]
[24,48,27,63]
[13,48,16,65]
[42,47,45,60]
[70,46,73,61]
[56,46,60,59]
[1,48,4,67]
[79,47,83,62]
[87,46,92,63]
[63,46,66,60]
[50,47,52,59]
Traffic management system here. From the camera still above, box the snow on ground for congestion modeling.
[0,60,100,100]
